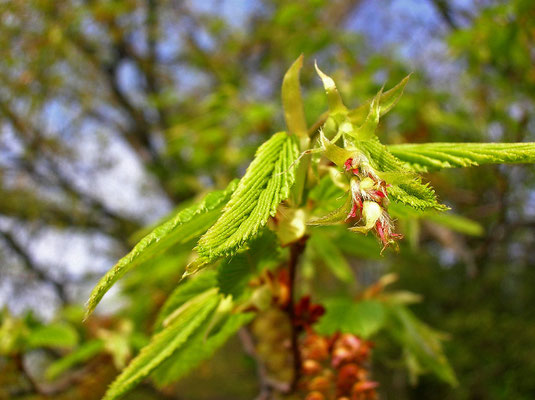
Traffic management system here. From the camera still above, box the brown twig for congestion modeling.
[286,238,307,392]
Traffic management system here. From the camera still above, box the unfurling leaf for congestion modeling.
[348,74,411,126]
[355,140,447,211]
[85,182,237,319]
[282,54,307,138]
[308,195,352,226]
[315,62,347,114]
[193,132,299,270]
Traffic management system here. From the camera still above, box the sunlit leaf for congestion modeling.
[85,181,237,318]
[152,312,254,386]
[154,271,218,330]
[102,295,219,400]
[348,74,411,125]
[194,132,299,269]
[282,54,307,138]
[315,62,347,114]
[388,142,535,172]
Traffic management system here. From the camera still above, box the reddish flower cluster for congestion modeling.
[343,157,402,251]
[300,332,378,400]
[294,295,326,331]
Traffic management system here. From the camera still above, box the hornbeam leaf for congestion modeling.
[356,140,447,211]
[308,195,352,226]
[85,182,237,318]
[348,74,411,125]
[282,54,307,138]
[102,295,219,400]
[283,55,310,205]
[315,62,347,114]
[217,232,280,299]
[388,181,448,211]
[154,271,218,330]
[152,312,254,386]
[347,87,382,141]
[193,132,299,269]
[388,142,535,172]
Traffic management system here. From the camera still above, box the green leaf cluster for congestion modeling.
[194,132,299,267]
[83,57,535,399]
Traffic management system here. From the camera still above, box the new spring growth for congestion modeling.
[344,156,402,252]
[308,143,403,251]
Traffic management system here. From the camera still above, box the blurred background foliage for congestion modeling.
[1,0,534,399]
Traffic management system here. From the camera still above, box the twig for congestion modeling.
[0,229,68,304]
[286,238,307,392]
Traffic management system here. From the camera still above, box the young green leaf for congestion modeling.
[388,181,448,211]
[348,88,382,141]
[154,271,218,330]
[194,132,299,269]
[386,304,458,386]
[102,295,220,400]
[356,140,448,211]
[316,299,386,339]
[348,74,411,126]
[283,55,311,205]
[152,312,254,386]
[309,231,355,284]
[308,195,353,226]
[282,54,307,138]
[388,142,535,172]
[315,62,347,114]
[85,181,237,319]
[217,232,280,299]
